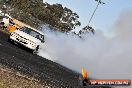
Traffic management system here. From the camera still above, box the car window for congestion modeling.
[19,27,31,34]
[19,27,44,41]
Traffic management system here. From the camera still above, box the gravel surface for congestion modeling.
[0,65,46,88]
[0,31,80,88]
[0,30,112,88]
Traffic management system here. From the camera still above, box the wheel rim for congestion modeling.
[33,46,39,54]
[33,49,37,54]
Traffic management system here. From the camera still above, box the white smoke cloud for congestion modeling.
[38,10,132,87]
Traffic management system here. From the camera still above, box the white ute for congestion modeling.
[8,27,44,54]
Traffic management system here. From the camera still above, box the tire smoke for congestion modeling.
[38,10,132,86]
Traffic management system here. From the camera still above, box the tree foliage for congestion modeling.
[79,25,95,35]
[8,0,81,32]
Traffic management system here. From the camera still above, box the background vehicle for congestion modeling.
[8,27,45,54]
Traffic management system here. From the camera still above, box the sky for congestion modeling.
[43,0,132,35]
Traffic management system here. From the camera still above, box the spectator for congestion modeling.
[0,22,5,30]
[2,16,10,27]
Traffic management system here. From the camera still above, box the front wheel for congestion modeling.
[33,45,39,55]
[8,38,13,44]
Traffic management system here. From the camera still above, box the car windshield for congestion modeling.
[19,27,44,42]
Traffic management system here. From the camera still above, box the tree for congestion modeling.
[9,0,81,32]
[61,7,81,31]
[79,25,95,35]
[42,3,81,32]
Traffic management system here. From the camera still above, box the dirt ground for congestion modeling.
[0,65,48,88]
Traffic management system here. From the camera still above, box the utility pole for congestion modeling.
[88,0,105,26]
[78,0,105,35]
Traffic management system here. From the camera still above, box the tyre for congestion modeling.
[33,45,39,55]
[7,38,13,43]
[7,38,11,42]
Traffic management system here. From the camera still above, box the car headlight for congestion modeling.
[28,40,37,48]
[32,43,37,48]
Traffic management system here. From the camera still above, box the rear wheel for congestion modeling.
[33,45,39,55]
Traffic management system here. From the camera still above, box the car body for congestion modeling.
[8,27,44,54]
